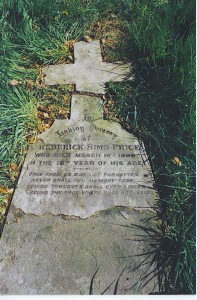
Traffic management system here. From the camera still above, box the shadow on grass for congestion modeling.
[89,211,161,295]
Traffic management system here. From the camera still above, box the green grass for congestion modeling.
[106,0,196,294]
[0,0,195,295]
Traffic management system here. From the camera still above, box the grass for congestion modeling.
[0,0,195,295]
[106,0,196,294]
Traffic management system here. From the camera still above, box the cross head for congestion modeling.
[43,40,133,94]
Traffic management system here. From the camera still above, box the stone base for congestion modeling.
[0,207,158,295]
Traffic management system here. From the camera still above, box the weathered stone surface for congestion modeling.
[43,41,133,94]
[0,207,158,295]
[11,94,157,218]
[0,39,159,295]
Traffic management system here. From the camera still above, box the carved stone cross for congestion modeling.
[10,40,156,218]
[43,40,133,94]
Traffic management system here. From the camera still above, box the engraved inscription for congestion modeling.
[12,94,157,217]
[25,139,154,198]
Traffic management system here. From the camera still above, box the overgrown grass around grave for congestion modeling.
[0,0,195,295]
[106,0,196,294]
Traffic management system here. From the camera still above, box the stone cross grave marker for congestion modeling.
[0,40,158,295]
[11,40,156,218]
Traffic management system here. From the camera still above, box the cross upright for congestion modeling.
[43,40,133,94]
